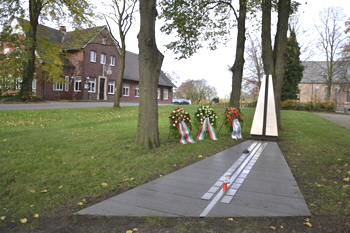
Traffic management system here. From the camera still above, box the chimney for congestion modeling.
[59,26,66,32]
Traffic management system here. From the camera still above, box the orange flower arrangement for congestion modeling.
[224,107,243,131]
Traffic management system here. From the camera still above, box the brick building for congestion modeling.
[0,19,175,103]
[299,61,350,110]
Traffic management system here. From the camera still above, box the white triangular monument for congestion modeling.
[250,74,278,140]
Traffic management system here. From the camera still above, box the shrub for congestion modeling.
[322,101,336,112]
[304,101,314,111]
[281,99,298,110]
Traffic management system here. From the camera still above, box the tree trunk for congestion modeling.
[229,0,247,110]
[113,42,126,108]
[273,0,291,129]
[20,0,42,100]
[136,0,164,149]
[261,0,274,76]
[261,0,290,130]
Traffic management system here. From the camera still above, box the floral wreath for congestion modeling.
[194,105,217,128]
[224,107,243,132]
[169,108,192,138]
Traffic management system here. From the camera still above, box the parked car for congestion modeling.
[172,98,191,105]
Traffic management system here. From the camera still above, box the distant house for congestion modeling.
[0,19,175,103]
[299,61,350,110]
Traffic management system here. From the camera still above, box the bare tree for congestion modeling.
[243,33,264,100]
[314,6,347,101]
[103,0,137,108]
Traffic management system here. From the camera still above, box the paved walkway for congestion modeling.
[314,112,350,130]
[76,140,311,217]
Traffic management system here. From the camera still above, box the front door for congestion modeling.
[99,78,105,100]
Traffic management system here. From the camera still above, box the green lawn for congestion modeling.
[1,105,349,232]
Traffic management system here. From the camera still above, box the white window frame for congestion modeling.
[157,88,160,99]
[123,84,130,96]
[135,85,140,97]
[53,82,63,91]
[108,80,115,94]
[65,76,69,92]
[74,76,82,92]
[110,55,116,66]
[90,51,96,62]
[88,77,96,93]
[102,37,107,44]
[100,53,106,64]
[163,89,168,100]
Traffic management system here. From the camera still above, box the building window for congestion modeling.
[90,51,96,62]
[163,89,168,100]
[65,76,69,92]
[74,76,82,92]
[108,81,115,94]
[110,55,115,66]
[100,53,106,64]
[88,77,96,92]
[157,88,160,99]
[347,88,350,102]
[53,82,63,91]
[123,84,130,96]
[135,85,140,97]
[102,37,107,44]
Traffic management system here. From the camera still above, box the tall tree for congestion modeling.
[261,0,293,129]
[314,6,347,101]
[103,0,137,108]
[136,0,164,149]
[281,27,304,101]
[160,0,247,108]
[0,0,94,100]
[229,0,247,109]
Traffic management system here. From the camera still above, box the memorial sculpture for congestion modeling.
[250,75,278,140]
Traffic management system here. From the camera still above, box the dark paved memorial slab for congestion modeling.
[76,140,311,217]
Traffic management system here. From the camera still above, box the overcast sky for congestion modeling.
[99,0,350,98]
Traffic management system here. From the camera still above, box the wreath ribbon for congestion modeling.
[231,118,242,139]
[178,121,195,144]
[196,117,218,141]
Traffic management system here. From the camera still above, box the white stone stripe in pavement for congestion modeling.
[199,141,267,217]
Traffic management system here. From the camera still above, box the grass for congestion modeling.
[1,105,350,232]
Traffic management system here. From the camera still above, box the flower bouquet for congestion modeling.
[194,105,218,140]
[169,108,194,144]
[224,106,243,139]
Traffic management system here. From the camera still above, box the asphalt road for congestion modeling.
[0,101,139,111]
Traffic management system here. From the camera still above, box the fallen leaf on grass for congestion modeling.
[198,155,203,158]
[228,218,233,221]
[101,183,108,187]
[133,228,138,232]
[33,214,39,218]
[269,226,276,230]
[304,222,312,227]
[41,190,48,193]
[20,218,27,223]
[29,189,36,193]
[304,218,312,227]
[77,202,83,206]
[343,177,350,182]
[1,216,5,220]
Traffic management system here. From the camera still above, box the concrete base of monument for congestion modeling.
[251,135,278,141]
